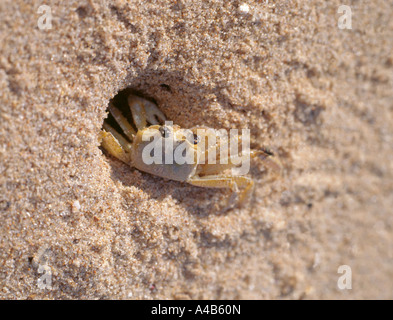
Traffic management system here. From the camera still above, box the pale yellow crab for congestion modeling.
[100,94,280,206]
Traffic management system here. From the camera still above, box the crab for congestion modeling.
[100,94,280,207]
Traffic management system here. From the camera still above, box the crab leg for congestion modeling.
[128,95,166,130]
[187,174,254,205]
[197,151,254,176]
[108,102,136,140]
[99,128,131,163]
[143,100,166,125]
[202,149,281,175]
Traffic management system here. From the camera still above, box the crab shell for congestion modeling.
[130,125,201,182]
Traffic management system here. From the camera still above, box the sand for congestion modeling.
[0,0,392,299]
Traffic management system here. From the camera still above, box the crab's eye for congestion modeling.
[159,126,170,138]
[193,134,200,145]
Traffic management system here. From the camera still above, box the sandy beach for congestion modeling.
[0,0,392,299]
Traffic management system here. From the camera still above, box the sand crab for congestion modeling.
[100,93,280,206]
